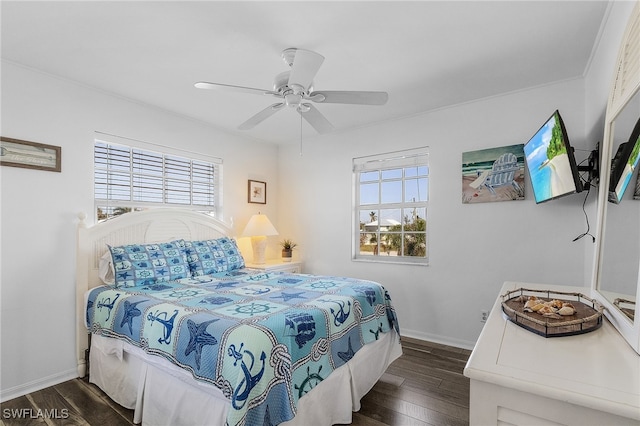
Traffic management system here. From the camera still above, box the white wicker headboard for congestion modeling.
[75,208,233,376]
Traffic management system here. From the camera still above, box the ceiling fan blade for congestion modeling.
[299,104,334,134]
[195,81,278,96]
[308,90,389,105]
[238,103,285,130]
[287,48,325,91]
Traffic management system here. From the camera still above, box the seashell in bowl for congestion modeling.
[524,297,542,311]
[557,303,576,316]
[538,305,557,315]
[550,299,564,309]
[530,303,546,312]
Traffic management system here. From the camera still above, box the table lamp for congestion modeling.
[241,213,279,264]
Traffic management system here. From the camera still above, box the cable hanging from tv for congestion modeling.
[573,146,599,243]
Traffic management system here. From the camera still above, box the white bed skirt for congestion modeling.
[89,329,402,426]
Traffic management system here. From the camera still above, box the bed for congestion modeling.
[76,208,402,426]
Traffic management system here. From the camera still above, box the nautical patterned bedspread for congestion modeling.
[85,269,400,426]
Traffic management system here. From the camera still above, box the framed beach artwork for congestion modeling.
[248,180,266,204]
[462,144,525,204]
[0,136,61,172]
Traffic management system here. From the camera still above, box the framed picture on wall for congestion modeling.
[248,180,267,204]
[462,144,525,204]
[0,137,61,172]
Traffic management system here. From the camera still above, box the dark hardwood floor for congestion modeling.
[0,338,471,426]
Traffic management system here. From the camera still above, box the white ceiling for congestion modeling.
[1,1,610,145]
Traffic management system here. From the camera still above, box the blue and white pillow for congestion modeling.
[184,237,245,276]
[109,240,190,287]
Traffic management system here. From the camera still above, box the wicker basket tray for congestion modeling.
[501,288,604,337]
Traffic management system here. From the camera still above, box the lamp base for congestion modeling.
[250,235,268,264]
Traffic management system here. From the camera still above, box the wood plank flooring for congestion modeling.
[1,338,471,426]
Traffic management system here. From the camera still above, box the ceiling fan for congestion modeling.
[195,48,388,134]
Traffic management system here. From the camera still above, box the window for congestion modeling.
[94,134,222,221]
[353,147,429,264]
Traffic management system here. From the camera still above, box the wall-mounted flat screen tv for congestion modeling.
[608,116,640,204]
[523,110,583,204]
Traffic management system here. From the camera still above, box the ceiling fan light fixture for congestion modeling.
[285,93,302,108]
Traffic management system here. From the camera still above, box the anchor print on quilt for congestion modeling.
[219,324,295,425]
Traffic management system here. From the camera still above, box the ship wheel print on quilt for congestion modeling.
[294,365,325,398]
[235,302,278,316]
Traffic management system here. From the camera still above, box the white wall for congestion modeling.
[278,80,592,347]
[0,62,280,400]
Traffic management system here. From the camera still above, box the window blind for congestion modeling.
[353,147,429,172]
[94,139,220,209]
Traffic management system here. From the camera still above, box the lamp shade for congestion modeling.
[241,214,279,237]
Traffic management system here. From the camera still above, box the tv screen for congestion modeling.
[523,110,583,203]
[608,116,640,204]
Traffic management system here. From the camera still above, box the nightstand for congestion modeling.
[245,259,303,273]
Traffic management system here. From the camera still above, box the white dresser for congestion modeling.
[464,282,640,425]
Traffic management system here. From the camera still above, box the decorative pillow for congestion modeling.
[184,237,245,276]
[98,250,115,285]
[108,240,190,287]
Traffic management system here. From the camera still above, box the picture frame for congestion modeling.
[0,136,61,172]
[248,180,267,204]
[462,144,525,204]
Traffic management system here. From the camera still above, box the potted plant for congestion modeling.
[280,239,297,262]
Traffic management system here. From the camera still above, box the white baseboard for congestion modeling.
[400,328,476,351]
[0,368,78,403]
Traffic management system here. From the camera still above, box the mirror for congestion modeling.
[592,1,640,355]
[598,90,640,322]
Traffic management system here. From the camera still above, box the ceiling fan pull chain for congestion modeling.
[300,113,304,156]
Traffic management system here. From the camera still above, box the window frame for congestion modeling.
[352,147,429,265]
[94,132,223,221]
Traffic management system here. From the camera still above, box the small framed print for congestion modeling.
[248,180,267,204]
[0,136,61,172]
